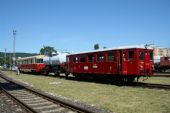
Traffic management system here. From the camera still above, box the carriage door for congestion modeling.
[117,50,122,75]
[144,50,150,74]
[122,50,127,75]
[117,50,126,75]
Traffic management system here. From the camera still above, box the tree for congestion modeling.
[0,57,4,66]
[40,46,57,56]
[103,46,107,49]
[94,43,99,50]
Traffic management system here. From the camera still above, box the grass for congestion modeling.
[141,76,170,85]
[2,71,170,113]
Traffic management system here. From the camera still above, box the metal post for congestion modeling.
[4,48,6,65]
[13,30,16,66]
[9,51,11,70]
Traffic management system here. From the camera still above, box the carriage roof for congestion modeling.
[17,55,45,60]
[68,45,153,56]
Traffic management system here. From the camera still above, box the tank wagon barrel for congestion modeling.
[42,52,68,75]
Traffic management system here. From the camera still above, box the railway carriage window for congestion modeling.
[37,59,40,63]
[28,59,31,64]
[40,59,43,63]
[139,51,144,60]
[123,52,127,61]
[70,57,72,62]
[67,57,69,62]
[80,55,85,62]
[72,56,78,63]
[72,56,76,62]
[88,54,94,62]
[97,53,104,62]
[107,52,114,61]
[149,51,153,60]
[36,59,43,63]
[68,57,72,62]
[129,51,134,60]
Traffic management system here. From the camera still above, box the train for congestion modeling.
[154,56,170,72]
[17,46,153,82]
[17,55,45,73]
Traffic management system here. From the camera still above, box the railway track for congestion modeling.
[0,89,30,113]
[128,82,170,90]
[153,72,170,77]
[0,72,108,113]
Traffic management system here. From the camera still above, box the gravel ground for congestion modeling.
[0,91,28,113]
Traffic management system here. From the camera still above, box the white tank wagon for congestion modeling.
[43,52,67,65]
[42,52,68,75]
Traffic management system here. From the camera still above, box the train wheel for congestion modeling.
[44,71,49,75]
[113,76,124,85]
[65,72,69,78]
[54,71,60,76]
[127,77,135,83]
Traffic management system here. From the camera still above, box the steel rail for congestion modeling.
[0,87,36,113]
[130,82,170,90]
[153,72,170,77]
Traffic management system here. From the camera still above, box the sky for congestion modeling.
[0,0,170,53]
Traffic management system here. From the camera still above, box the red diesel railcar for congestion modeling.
[66,47,153,81]
[17,55,45,73]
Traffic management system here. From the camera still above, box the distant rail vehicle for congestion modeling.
[17,55,45,73]
[154,56,170,72]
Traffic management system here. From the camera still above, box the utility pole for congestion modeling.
[9,51,11,70]
[13,30,16,66]
[4,48,6,65]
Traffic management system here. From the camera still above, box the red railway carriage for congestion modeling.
[154,57,170,72]
[66,47,153,81]
[160,57,170,67]
[17,55,45,73]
